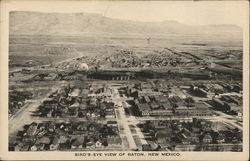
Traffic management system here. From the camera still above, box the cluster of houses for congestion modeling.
[48,48,200,70]
[9,90,33,117]
[188,82,243,116]
[106,50,140,68]
[138,119,242,151]
[134,94,212,117]
[208,95,242,116]
[51,54,103,71]
[189,82,242,98]
[11,121,122,151]
[142,49,197,68]
[124,81,242,118]
[105,49,197,68]
[35,85,116,119]
[125,84,212,117]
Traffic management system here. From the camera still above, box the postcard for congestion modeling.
[0,0,249,160]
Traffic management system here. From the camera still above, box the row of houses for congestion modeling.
[139,119,242,151]
[189,82,242,98]
[11,121,122,151]
[134,95,212,117]
[36,85,116,119]
[127,81,241,118]
[208,95,243,116]
[9,90,33,117]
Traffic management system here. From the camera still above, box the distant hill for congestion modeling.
[9,11,242,36]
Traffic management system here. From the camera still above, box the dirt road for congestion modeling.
[9,86,60,137]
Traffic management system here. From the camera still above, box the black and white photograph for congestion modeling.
[0,0,249,160]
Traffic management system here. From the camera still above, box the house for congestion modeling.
[86,141,96,149]
[89,97,97,107]
[30,143,45,151]
[36,136,51,145]
[95,140,104,148]
[78,110,87,117]
[202,134,212,144]
[70,102,80,108]
[105,111,116,118]
[20,144,30,151]
[59,142,70,150]
[88,123,100,132]
[59,135,69,144]
[155,130,171,139]
[137,103,150,116]
[144,96,151,103]
[50,137,60,150]
[201,123,212,131]
[177,133,190,145]
[217,134,225,144]
[161,101,173,110]
[189,134,200,144]
[68,107,78,117]
[142,144,152,151]
[211,98,230,112]
[53,110,62,118]
[22,136,35,143]
[26,123,38,136]
[59,123,66,129]
[91,113,96,118]
[47,110,52,117]
[69,88,81,97]
[48,123,56,132]
[105,107,114,112]
[76,122,88,131]
[37,123,47,130]
[80,102,88,110]
[192,127,201,134]
[63,123,72,132]
[86,112,91,117]
[14,142,23,151]
[107,136,122,147]
[181,128,192,137]
[30,144,38,151]
[107,121,118,127]
[150,102,159,110]
[71,137,85,149]
[80,89,89,98]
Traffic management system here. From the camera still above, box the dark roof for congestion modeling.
[158,95,169,103]
[36,137,51,144]
[52,137,60,145]
[26,125,37,136]
[194,102,209,109]
[203,134,212,140]
[137,103,150,111]
[71,137,85,146]
[155,130,172,138]
[107,137,122,144]
[161,102,173,109]
[107,121,117,124]
[142,144,152,151]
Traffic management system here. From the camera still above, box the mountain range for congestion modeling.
[10,11,242,36]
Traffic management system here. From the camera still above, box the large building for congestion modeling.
[135,99,212,117]
[87,71,135,80]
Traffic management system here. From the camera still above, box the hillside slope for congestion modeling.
[10,11,242,36]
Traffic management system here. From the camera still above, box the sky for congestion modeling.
[2,0,249,27]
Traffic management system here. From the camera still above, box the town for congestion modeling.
[9,62,243,151]
[8,11,243,152]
